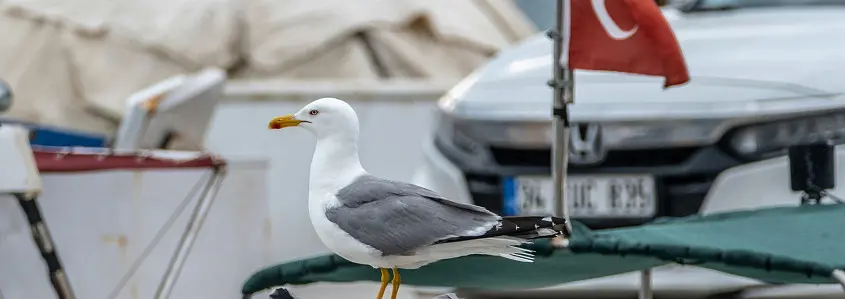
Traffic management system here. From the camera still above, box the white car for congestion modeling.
[412,0,845,297]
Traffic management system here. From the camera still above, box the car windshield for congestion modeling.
[513,0,556,31]
[675,0,845,11]
[514,0,845,30]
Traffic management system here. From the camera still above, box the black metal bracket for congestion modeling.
[553,108,569,118]
[547,79,573,90]
[546,29,562,41]
[788,141,836,205]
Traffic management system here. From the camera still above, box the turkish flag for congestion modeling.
[565,0,690,88]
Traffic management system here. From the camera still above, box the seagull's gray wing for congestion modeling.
[326,174,502,256]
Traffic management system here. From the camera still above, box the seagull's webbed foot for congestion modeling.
[390,267,401,299]
[376,268,390,299]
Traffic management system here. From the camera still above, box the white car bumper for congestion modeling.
[701,145,845,214]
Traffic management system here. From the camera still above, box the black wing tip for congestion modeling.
[505,215,572,238]
[550,217,572,237]
[434,216,572,245]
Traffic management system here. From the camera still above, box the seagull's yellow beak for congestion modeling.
[268,114,303,130]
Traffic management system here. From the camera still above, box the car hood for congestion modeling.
[446,6,845,122]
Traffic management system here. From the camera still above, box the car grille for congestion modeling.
[489,146,700,168]
[465,174,506,215]
[660,173,718,217]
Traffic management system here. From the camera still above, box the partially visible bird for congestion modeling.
[269,288,295,299]
[267,98,569,299]
[0,79,12,113]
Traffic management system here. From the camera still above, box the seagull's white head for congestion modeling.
[267,97,359,139]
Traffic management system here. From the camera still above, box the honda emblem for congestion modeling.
[569,123,606,165]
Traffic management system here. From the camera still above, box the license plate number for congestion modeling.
[503,174,657,218]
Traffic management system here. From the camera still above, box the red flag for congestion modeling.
[565,0,690,87]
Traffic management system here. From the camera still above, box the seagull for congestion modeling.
[267,98,569,299]
[269,288,295,299]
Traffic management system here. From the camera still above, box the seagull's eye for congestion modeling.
[309,110,319,116]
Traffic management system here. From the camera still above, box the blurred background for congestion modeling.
[1,0,845,299]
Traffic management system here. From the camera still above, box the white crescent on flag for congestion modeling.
[591,0,639,40]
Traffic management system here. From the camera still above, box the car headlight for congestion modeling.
[434,111,487,156]
[437,68,482,114]
[729,111,845,159]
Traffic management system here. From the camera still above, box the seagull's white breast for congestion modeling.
[308,191,385,267]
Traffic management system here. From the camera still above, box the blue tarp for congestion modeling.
[0,119,108,147]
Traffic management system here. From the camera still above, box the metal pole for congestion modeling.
[550,0,574,233]
[639,269,653,299]
[154,168,226,299]
[15,192,76,299]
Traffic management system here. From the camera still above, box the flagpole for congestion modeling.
[550,0,573,234]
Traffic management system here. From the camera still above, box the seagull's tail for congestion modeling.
[423,216,569,264]
[476,237,536,263]
[462,237,536,262]
[419,236,535,263]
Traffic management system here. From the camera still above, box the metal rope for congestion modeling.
[154,168,226,299]
[106,170,213,299]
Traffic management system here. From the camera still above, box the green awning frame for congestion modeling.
[242,203,845,297]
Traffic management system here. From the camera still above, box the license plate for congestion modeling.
[503,174,657,218]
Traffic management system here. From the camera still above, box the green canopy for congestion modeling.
[242,203,845,296]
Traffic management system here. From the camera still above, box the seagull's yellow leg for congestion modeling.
[390,267,401,299]
[376,268,390,299]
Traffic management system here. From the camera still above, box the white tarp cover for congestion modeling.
[0,0,535,135]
